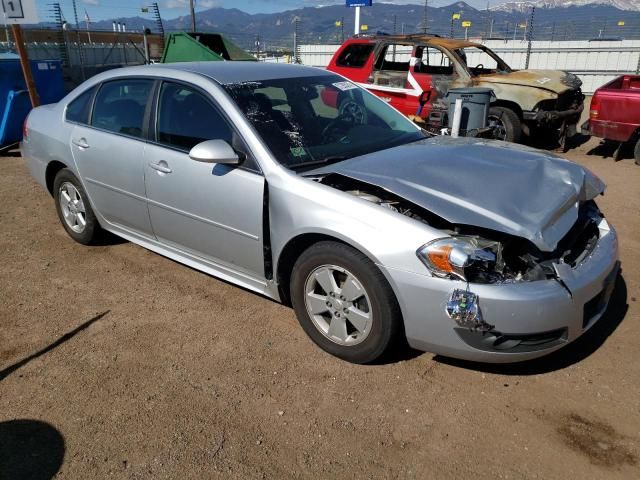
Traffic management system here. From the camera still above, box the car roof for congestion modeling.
[124,61,334,85]
[351,34,479,50]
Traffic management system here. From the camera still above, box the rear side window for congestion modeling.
[336,44,374,68]
[65,86,96,124]
[91,79,153,138]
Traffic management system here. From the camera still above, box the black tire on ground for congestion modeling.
[290,241,402,364]
[634,136,640,166]
[488,106,522,143]
[53,168,103,245]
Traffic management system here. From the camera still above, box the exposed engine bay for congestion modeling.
[317,173,602,285]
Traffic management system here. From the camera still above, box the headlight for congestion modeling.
[416,236,502,282]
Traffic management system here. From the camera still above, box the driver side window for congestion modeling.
[415,46,454,75]
[155,82,260,172]
[156,83,232,151]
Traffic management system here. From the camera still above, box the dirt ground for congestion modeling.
[0,139,638,480]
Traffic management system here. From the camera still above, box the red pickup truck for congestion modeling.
[583,74,640,164]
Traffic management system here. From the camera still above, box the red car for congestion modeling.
[327,34,585,144]
[583,75,640,164]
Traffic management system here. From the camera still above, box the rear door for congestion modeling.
[366,43,420,116]
[70,78,155,237]
[143,81,265,280]
[410,45,457,116]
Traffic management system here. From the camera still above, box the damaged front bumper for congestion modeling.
[523,89,585,131]
[382,218,619,363]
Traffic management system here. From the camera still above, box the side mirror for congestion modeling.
[188,139,242,165]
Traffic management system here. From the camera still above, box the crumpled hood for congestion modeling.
[476,69,579,94]
[308,136,604,252]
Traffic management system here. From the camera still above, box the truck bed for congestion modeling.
[586,75,640,143]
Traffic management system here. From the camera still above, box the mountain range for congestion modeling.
[490,1,639,12]
[42,1,640,48]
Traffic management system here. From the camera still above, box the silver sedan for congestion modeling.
[22,62,619,364]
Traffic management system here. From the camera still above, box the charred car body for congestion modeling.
[22,62,617,364]
[327,34,584,144]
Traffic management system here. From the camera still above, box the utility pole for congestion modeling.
[525,6,535,69]
[293,18,300,63]
[189,0,196,32]
[422,0,428,34]
[392,15,397,60]
[485,1,490,39]
[72,0,79,29]
[152,2,165,39]
[354,6,360,35]
[71,0,85,81]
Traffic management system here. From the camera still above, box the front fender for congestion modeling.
[267,170,441,278]
[475,81,558,112]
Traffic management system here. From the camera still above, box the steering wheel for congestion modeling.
[321,116,354,143]
[321,100,368,143]
[472,63,484,75]
[338,99,367,125]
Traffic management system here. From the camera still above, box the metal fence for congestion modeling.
[296,40,640,94]
[0,27,152,87]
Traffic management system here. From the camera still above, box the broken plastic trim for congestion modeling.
[445,288,494,332]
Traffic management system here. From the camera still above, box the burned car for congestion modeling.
[22,62,618,364]
[327,34,584,144]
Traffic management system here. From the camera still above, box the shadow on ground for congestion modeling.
[434,273,628,375]
[0,419,65,480]
[586,138,638,162]
[0,311,109,383]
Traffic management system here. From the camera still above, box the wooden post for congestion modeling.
[11,24,40,108]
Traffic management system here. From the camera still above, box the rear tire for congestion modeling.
[634,137,640,166]
[53,168,103,245]
[290,241,402,364]
[488,106,522,143]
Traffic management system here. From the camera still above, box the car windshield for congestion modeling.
[223,75,425,170]
[454,46,511,75]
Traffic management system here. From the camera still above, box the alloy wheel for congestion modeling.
[59,182,87,233]
[303,264,372,346]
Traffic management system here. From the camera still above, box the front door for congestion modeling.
[143,81,265,280]
[70,78,155,237]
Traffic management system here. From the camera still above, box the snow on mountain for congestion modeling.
[490,0,640,12]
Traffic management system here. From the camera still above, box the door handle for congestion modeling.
[72,138,89,149]
[149,161,172,174]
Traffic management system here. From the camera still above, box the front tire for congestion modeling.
[53,168,103,245]
[488,106,522,143]
[290,241,402,364]
[634,136,640,166]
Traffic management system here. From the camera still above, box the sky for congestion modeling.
[32,0,492,23]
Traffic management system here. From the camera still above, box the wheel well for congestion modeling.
[491,100,523,119]
[276,233,349,306]
[45,161,67,196]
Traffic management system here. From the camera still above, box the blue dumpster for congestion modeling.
[0,53,66,148]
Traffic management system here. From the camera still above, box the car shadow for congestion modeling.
[92,230,128,246]
[0,419,65,480]
[0,311,109,383]
[587,139,636,161]
[523,133,591,152]
[433,273,628,375]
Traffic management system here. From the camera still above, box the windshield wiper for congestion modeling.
[289,155,349,171]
